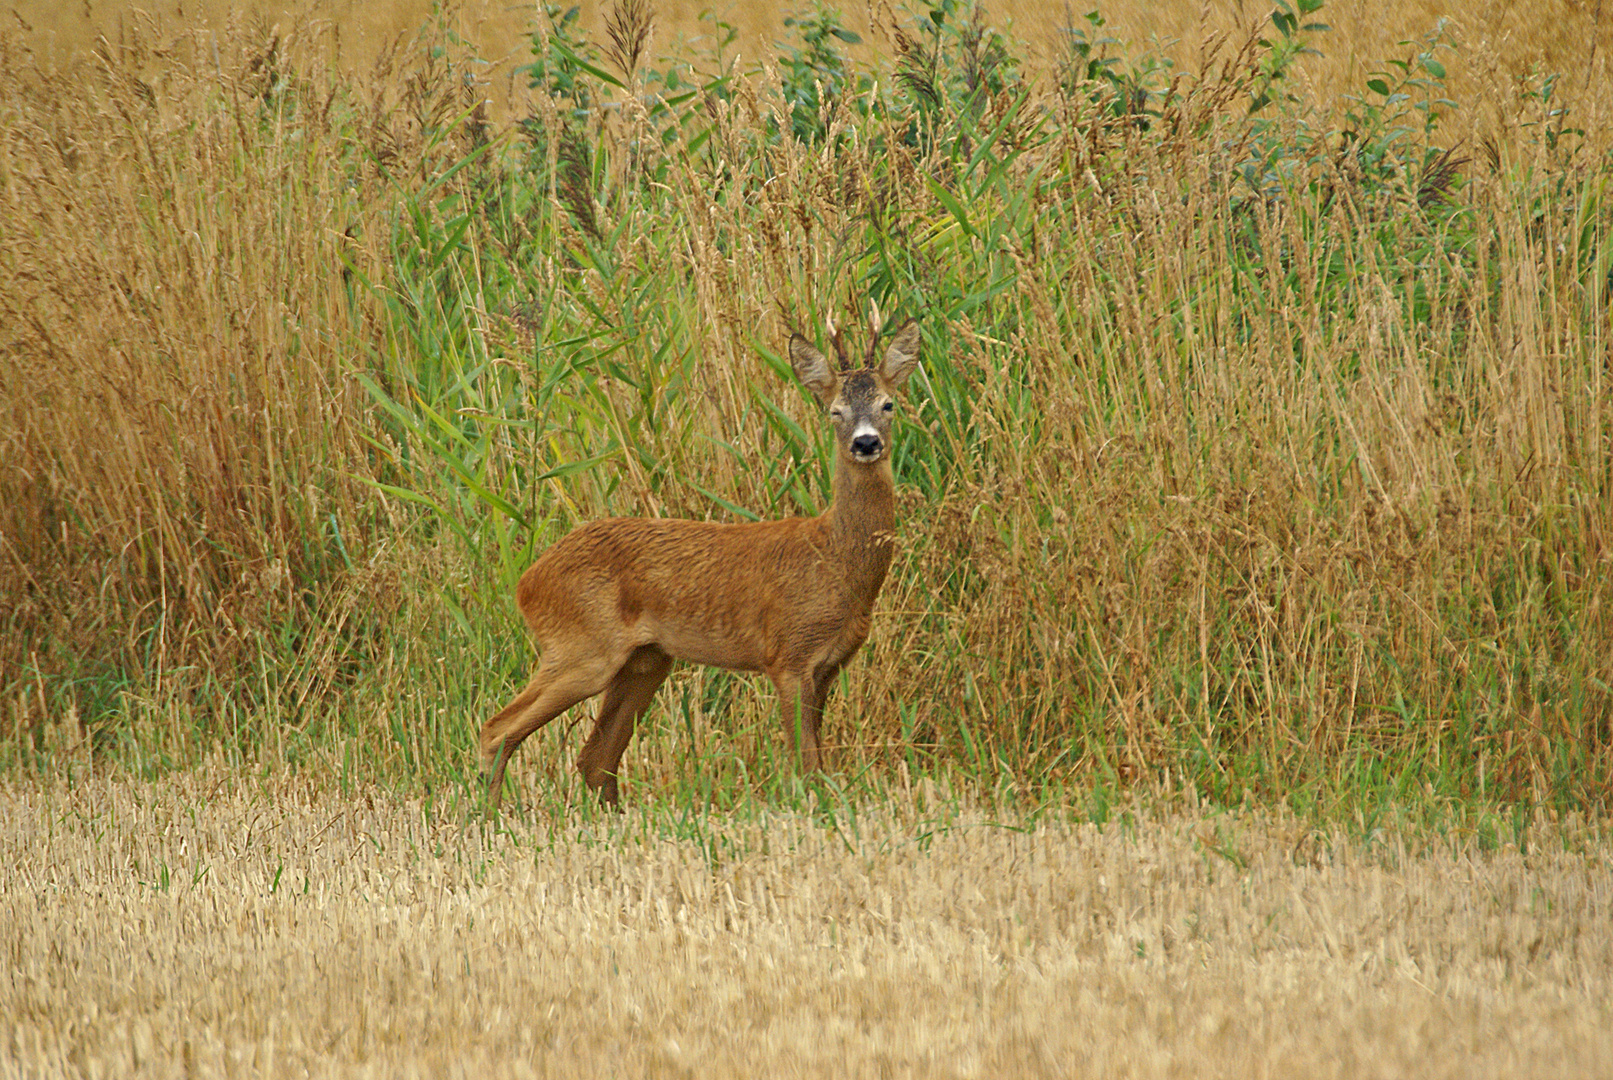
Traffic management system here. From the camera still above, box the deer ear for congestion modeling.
[790,334,839,406]
[878,320,921,389]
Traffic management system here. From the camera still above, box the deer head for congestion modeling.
[789,317,921,464]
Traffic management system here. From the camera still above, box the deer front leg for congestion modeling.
[769,667,831,772]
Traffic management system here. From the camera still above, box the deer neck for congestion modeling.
[825,451,897,603]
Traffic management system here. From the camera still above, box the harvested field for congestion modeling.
[2,763,1609,1077]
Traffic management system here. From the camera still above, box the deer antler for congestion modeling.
[862,299,886,369]
[825,315,853,372]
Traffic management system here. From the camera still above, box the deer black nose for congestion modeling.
[850,434,883,459]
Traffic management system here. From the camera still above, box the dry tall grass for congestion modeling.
[18,0,1613,91]
[12,0,1613,115]
[1,762,1609,1076]
[0,26,385,710]
[0,17,511,720]
[2,0,1611,810]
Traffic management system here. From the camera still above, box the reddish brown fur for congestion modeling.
[479,319,922,810]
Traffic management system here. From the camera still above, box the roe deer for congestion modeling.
[479,315,922,810]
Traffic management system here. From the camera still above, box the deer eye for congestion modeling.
[881,401,895,412]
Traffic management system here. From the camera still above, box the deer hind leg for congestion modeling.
[480,649,622,812]
[576,645,673,808]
